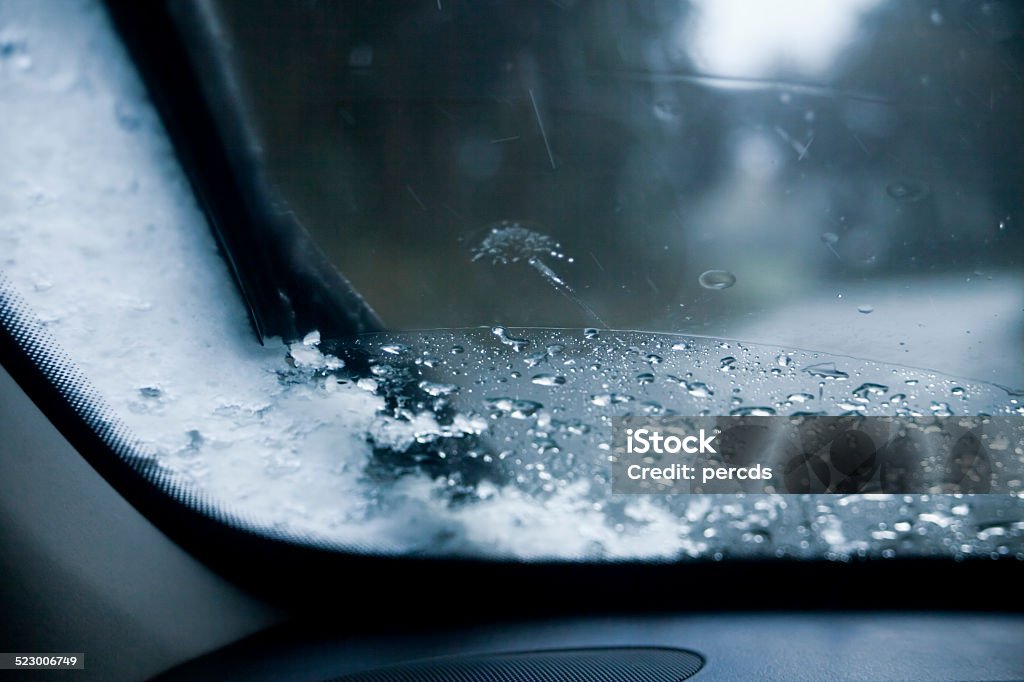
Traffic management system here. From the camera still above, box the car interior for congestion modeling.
[1,0,1023,680]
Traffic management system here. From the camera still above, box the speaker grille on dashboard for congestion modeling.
[331,647,703,682]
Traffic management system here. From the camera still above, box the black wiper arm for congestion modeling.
[104,0,383,343]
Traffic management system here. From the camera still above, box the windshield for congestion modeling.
[1,0,1022,561]
[199,0,1024,389]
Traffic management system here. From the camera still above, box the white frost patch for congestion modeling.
[288,331,344,370]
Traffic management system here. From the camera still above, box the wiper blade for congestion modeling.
[105,0,383,343]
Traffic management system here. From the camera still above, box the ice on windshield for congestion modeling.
[1,0,1022,560]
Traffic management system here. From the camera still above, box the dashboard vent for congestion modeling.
[331,647,703,681]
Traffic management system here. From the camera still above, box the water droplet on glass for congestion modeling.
[485,397,513,412]
[418,380,459,397]
[804,362,849,379]
[682,380,713,398]
[369,363,394,377]
[531,373,566,387]
[534,437,560,455]
[491,325,529,351]
[821,232,839,245]
[786,392,814,403]
[380,343,408,355]
[729,406,777,416]
[698,269,737,290]
[886,179,930,202]
[777,354,794,367]
[506,336,532,352]
[484,397,543,419]
[857,304,874,314]
[636,372,655,385]
[511,400,543,419]
[524,351,548,368]
[589,393,634,407]
[584,328,600,339]
[853,382,888,399]
[640,400,665,414]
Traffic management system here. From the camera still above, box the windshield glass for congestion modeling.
[202,0,1024,390]
[1,0,1022,561]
